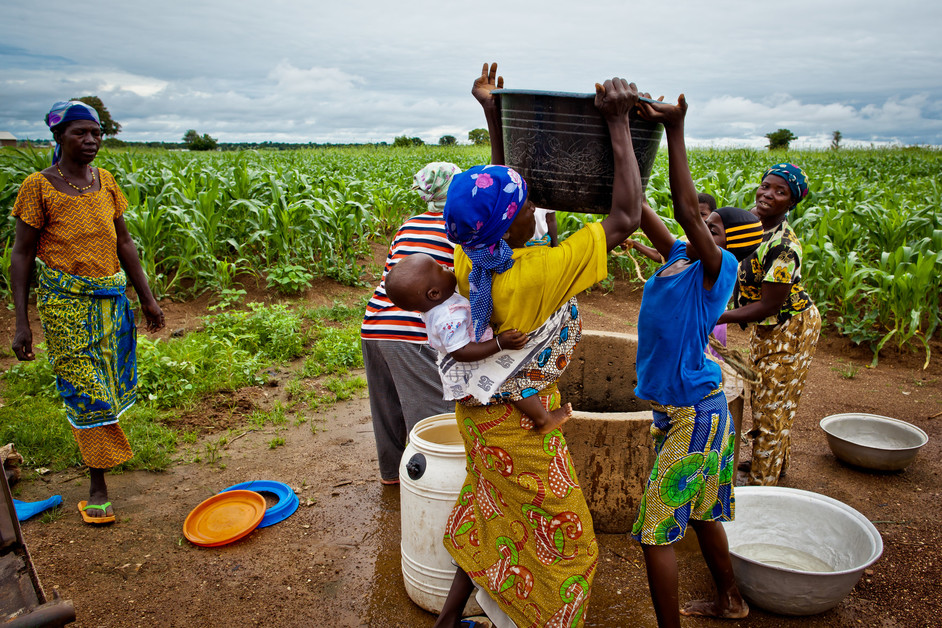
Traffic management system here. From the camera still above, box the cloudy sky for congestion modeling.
[2,0,940,148]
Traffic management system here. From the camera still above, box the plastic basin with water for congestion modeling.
[723,486,882,615]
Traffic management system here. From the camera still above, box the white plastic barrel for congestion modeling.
[399,413,481,615]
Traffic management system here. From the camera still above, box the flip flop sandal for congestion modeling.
[78,501,116,525]
[461,617,494,628]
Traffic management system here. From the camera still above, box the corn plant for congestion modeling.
[3,144,938,363]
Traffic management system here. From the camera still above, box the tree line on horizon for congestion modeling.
[13,95,855,152]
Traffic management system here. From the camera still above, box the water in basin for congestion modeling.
[732,543,834,572]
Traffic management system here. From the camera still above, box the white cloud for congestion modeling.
[95,73,168,98]
[1,1,940,145]
[267,61,363,95]
[688,93,942,147]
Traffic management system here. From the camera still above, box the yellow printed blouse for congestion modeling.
[454,221,608,334]
[736,220,814,326]
[12,169,127,277]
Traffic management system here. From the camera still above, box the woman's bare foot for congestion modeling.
[536,403,573,435]
[681,595,749,619]
[84,497,114,517]
[86,468,114,518]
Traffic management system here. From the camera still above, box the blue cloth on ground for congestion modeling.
[12,495,63,521]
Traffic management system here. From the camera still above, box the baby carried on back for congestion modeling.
[385,252,577,434]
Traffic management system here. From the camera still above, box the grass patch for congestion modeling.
[247,401,290,429]
[136,333,269,410]
[303,325,363,377]
[0,357,81,470]
[325,375,366,401]
[301,298,367,324]
[301,298,365,378]
[0,301,358,472]
[831,360,861,380]
[284,377,307,409]
[203,437,225,467]
[0,360,178,472]
[40,505,65,524]
[203,302,307,362]
[114,406,178,471]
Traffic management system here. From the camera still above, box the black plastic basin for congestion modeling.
[495,89,663,213]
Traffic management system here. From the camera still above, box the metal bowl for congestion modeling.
[820,413,928,471]
[494,89,663,213]
[723,486,883,616]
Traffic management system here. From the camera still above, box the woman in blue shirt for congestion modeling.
[631,93,763,627]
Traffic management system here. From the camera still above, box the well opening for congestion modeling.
[558,330,655,533]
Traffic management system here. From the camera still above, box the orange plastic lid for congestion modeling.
[183,490,266,547]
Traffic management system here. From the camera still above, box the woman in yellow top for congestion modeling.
[11,101,164,524]
[432,64,643,628]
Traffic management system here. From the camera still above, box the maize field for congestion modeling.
[1,144,939,365]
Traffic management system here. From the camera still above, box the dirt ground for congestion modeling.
[4,274,941,628]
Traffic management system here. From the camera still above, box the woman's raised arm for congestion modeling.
[472,62,505,165]
[596,78,642,251]
[637,94,724,281]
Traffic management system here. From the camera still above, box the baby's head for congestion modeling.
[697,192,717,220]
[385,253,457,313]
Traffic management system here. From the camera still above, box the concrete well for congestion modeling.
[559,330,654,534]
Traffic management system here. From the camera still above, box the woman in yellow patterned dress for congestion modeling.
[432,64,643,628]
[717,164,821,486]
[10,101,164,523]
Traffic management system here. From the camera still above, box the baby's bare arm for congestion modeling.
[448,329,527,362]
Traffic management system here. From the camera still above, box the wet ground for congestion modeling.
[14,373,942,627]
[7,283,942,626]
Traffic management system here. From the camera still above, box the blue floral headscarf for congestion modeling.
[763,163,809,206]
[443,165,528,341]
[45,101,101,164]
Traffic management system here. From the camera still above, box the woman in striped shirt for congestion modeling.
[360,162,461,484]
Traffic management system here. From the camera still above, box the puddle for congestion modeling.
[363,486,434,625]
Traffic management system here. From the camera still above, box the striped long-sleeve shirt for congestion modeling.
[360,212,455,343]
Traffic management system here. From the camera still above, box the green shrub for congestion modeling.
[266,263,315,295]
[203,302,306,362]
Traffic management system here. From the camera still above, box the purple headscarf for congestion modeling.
[45,101,101,164]
[443,165,528,341]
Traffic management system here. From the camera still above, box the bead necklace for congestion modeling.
[56,163,96,192]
